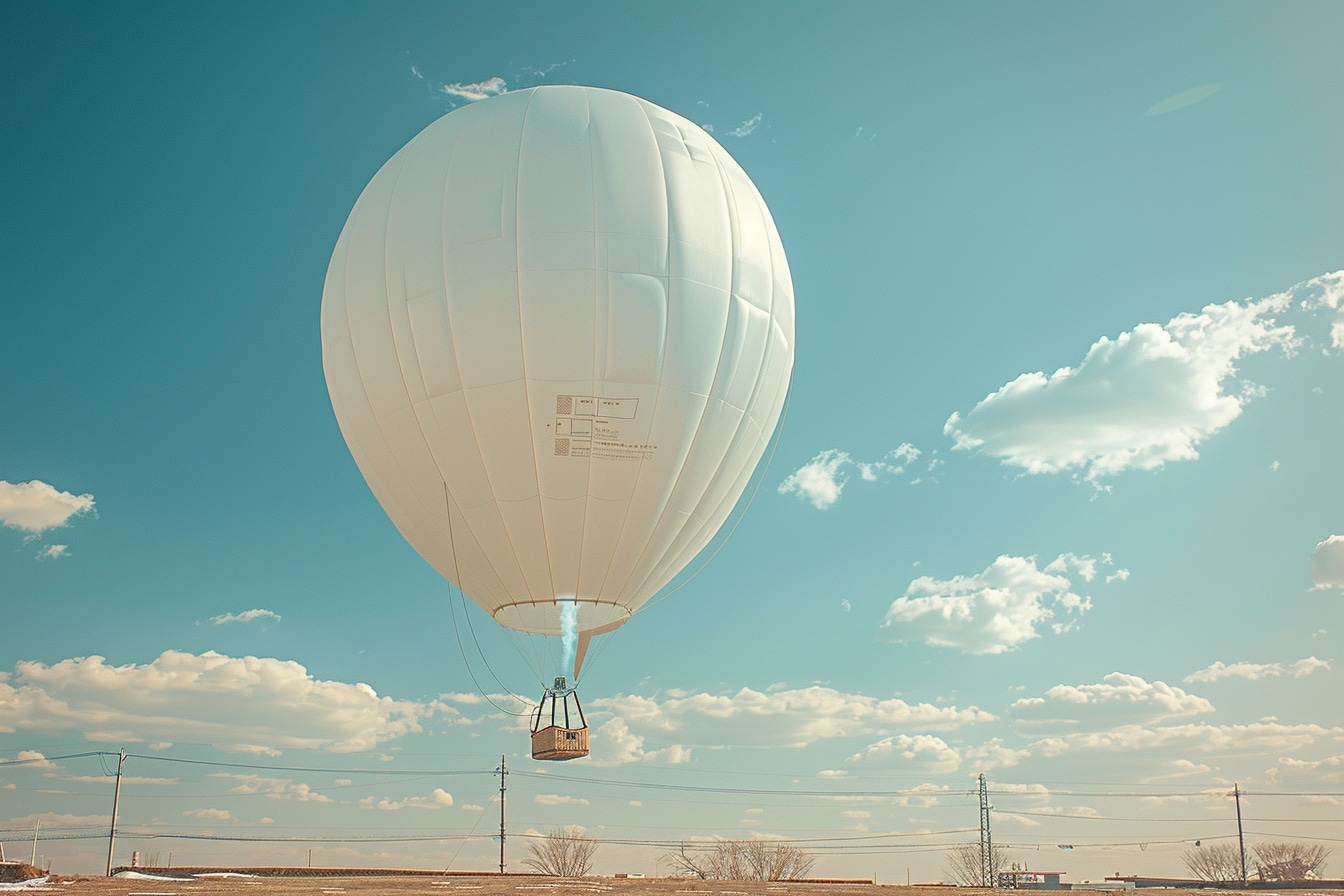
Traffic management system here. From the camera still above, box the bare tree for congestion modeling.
[1182,842,1245,882]
[664,839,814,881]
[522,827,598,877]
[945,842,1006,887]
[1252,842,1333,881]
[741,839,814,881]
[665,842,712,879]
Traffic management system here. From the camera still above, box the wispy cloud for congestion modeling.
[778,444,924,509]
[727,113,763,137]
[1185,656,1331,683]
[1267,753,1344,800]
[1310,535,1344,590]
[534,793,589,806]
[209,608,281,626]
[945,283,1305,483]
[1060,720,1341,755]
[1296,270,1344,349]
[440,76,508,103]
[878,553,1121,654]
[1144,83,1222,116]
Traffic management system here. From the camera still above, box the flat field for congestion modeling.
[0,873,1297,896]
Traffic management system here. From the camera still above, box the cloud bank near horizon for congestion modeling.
[0,651,435,755]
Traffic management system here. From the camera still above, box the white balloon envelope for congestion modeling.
[322,85,794,672]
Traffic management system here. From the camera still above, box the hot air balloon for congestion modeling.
[321,85,794,759]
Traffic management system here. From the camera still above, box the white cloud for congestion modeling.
[184,807,233,820]
[1268,754,1344,789]
[0,479,95,532]
[727,113,763,137]
[962,738,1033,771]
[1295,270,1344,349]
[534,793,589,806]
[1065,720,1342,754]
[63,774,177,785]
[213,772,333,802]
[12,750,55,768]
[360,788,454,810]
[877,554,1116,654]
[778,444,922,509]
[441,77,507,102]
[846,734,962,774]
[592,685,991,757]
[944,288,1299,483]
[209,609,281,626]
[1185,656,1331,683]
[584,717,693,767]
[37,544,69,560]
[897,782,950,809]
[0,650,433,753]
[1144,758,1213,781]
[1310,536,1344,590]
[3,811,110,829]
[778,449,849,509]
[1011,673,1214,730]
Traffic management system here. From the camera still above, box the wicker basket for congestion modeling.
[531,725,589,761]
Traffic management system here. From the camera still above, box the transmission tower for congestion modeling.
[979,773,994,888]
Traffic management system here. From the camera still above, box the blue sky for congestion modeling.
[2,0,1342,882]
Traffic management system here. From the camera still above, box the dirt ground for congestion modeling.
[0,872,1300,896]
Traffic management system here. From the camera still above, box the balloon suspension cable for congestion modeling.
[443,484,534,716]
[448,588,532,714]
[642,381,794,613]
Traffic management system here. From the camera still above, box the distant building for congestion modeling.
[1000,870,1067,890]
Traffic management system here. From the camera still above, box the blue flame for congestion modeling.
[559,599,578,679]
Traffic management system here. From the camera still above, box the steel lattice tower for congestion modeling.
[979,773,994,888]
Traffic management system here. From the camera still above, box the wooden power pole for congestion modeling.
[105,750,125,876]
[497,754,507,874]
[1234,783,1247,884]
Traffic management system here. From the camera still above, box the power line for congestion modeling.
[12,752,1341,801]
[1004,809,1344,823]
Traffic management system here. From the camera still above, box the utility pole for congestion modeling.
[497,754,507,874]
[105,750,126,876]
[31,820,40,866]
[1234,783,1247,885]
[979,773,995,888]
